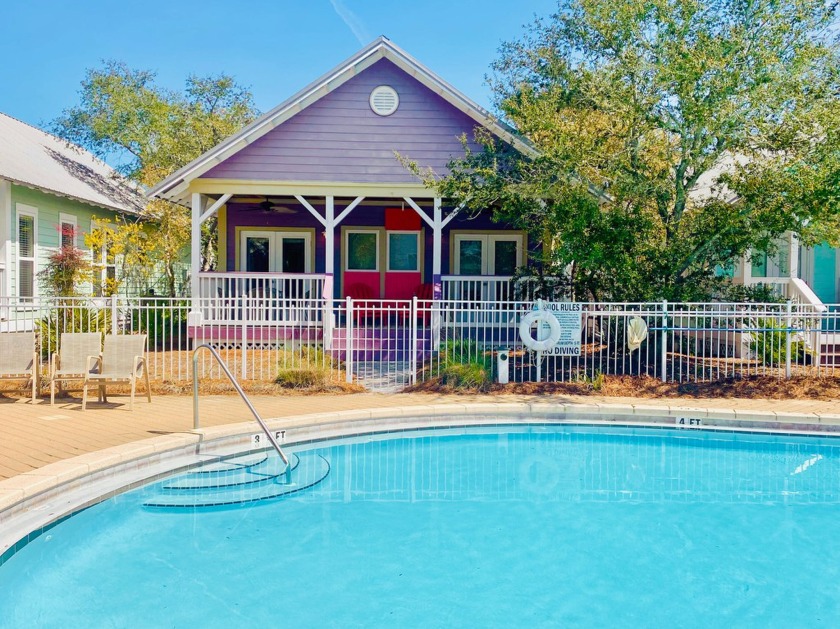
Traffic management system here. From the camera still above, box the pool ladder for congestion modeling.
[192,343,291,482]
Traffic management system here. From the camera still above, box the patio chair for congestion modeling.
[0,331,38,403]
[48,332,102,405]
[82,334,151,411]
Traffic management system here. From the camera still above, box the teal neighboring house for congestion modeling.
[0,112,144,300]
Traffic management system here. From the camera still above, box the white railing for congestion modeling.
[745,276,826,311]
[197,272,329,324]
[0,296,838,394]
[441,276,517,302]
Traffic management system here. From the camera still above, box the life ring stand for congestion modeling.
[519,309,562,352]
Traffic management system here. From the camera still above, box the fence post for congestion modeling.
[410,296,418,386]
[660,299,668,383]
[785,299,793,379]
[345,296,354,384]
[110,294,118,334]
[241,296,248,380]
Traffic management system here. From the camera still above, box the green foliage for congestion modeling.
[749,318,809,367]
[438,339,492,391]
[275,347,341,390]
[54,63,260,293]
[572,370,604,391]
[441,362,492,392]
[38,245,91,297]
[37,307,109,360]
[130,300,189,349]
[423,0,840,302]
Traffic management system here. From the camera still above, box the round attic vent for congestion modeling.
[369,85,399,116]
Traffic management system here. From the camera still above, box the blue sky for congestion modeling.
[1,0,558,131]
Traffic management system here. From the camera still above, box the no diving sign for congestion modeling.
[539,302,582,356]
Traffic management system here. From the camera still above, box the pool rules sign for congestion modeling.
[541,302,583,356]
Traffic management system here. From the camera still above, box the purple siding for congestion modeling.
[205,59,483,183]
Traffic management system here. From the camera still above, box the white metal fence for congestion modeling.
[1,296,837,393]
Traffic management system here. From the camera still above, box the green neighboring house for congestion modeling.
[0,112,145,300]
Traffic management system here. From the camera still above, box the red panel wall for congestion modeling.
[343,272,380,298]
[384,273,422,299]
[385,208,421,231]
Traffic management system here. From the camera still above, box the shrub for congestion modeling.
[274,346,341,390]
[749,318,809,367]
[437,338,492,391]
[130,299,189,349]
[441,362,491,391]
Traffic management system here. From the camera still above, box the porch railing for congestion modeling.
[196,272,329,324]
[744,276,826,311]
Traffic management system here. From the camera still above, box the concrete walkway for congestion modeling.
[1,391,838,481]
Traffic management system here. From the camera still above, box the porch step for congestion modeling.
[143,454,330,509]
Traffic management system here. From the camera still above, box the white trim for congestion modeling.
[239,230,313,273]
[15,203,38,298]
[345,229,380,272]
[386,231,420,273]
[198,193,232,224]
[90,218,116,296]
[334,196,365,225]
[294,195,327,227]
[453,232,524,275]
[58,212,77,249]
[149,38,534,204]
[0,179,11,298]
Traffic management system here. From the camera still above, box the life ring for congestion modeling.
[519,310,562,351]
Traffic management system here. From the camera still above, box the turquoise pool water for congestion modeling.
[2,425,840,627]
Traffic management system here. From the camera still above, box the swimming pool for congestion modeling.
[2,424,840,627]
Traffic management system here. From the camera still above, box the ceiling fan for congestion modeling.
[241,197,298,214]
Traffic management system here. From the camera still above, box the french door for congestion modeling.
[240,231,311,273]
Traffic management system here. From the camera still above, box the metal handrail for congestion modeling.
[192,343,290,475]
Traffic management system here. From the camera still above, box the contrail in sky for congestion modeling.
[329,0,370,45]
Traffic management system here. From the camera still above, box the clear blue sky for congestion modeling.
[1,0,558,131]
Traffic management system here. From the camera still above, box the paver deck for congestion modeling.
[1,392,838,481]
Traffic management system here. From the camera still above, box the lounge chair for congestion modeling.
[82,334,151,411]
[48,332,102,405]
[0,332,38,403]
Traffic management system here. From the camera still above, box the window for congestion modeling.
[751,252,768,278]
[453,233,524,275]
[59,213,77,249]
[92,226,117,297]
[387,232,419,272]
[346,231,379,271]
[239,231,312,273]
[16,205,37,298]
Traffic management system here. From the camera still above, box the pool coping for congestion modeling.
[2,400,840,557]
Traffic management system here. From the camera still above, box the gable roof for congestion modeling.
[149,37,536,204]
[0,113,145,215]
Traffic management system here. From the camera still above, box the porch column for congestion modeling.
[789,232,800,279]
[0,179,10,299]
[190,193,203,312]
[324,196,335,276]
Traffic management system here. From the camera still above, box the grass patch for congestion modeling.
[274,347,356,392]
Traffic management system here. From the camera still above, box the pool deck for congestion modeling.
[1,391,839,483]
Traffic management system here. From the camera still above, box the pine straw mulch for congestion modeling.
[406,374,840,400]
[0,377,364,400]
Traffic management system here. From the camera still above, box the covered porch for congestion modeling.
[189,187,528,327]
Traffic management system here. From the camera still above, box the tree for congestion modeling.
[428,0,840,301]
[54,62,259,295]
